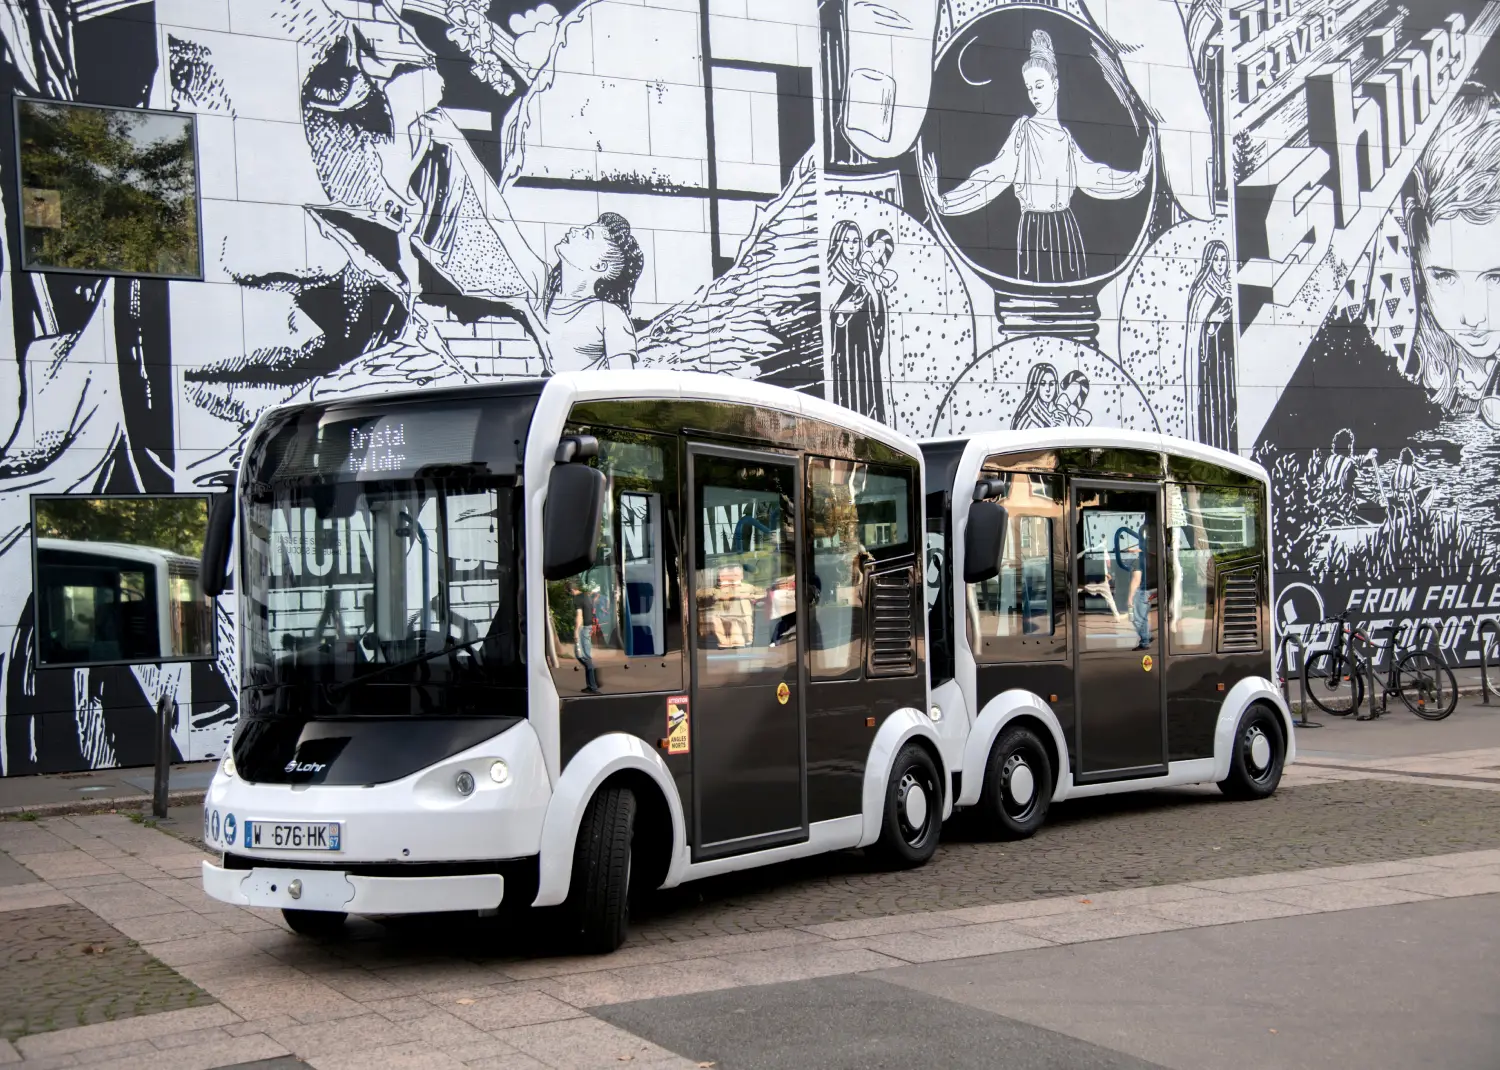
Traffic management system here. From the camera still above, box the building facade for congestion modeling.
[0,0,1494,775]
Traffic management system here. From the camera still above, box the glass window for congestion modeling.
[16,99,201,278]
[1074,486,1159,652]
[693,453,798,686]
[967,472,1066,661]
[1166,484,1264,653]
[33,495,214,667]
[806,459,913,679]
[547,431,677,695]
[248,482,518,680]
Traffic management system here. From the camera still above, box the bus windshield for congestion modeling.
[242,476,524,710]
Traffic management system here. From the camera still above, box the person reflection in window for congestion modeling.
[706,564,757,649]
[568,580,601,693]
[1123,523,1153,650]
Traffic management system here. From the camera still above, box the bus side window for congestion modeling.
[805,458,914,681]
[1166,483,1263,654]
[547,429,679,695]
[966,471,1066,662]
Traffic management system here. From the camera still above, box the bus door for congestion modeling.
[688,445,806,859]
[1071,481,1167,779]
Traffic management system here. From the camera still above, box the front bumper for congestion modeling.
[203,860,503,914]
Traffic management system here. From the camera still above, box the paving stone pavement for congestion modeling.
[0,902,211,1042]
[0,755,1498,1066]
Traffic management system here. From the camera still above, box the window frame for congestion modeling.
[967,467,1070,665]
[30,492,218,670]
[546,425,684,697]
[803,455,918,683]
[1163,481,1267,657]
[13,95,206,281]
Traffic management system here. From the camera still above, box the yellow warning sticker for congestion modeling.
[776,682,790,705]
[1142,654,1153,672]
[666,695,690,755]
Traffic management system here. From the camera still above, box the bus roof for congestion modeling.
[256,372,924,466]
[36,538,200,570]
[919,427,1268,485]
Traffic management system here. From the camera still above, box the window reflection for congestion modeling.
[1166,484,1262,653]
[966,472,1064,661]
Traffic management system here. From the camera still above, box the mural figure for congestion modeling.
[1184,239,1236,450]
[920,30,1152,285]
[1011,362,1062,429]
[487,201,645,373]
[1406,86,1500,424]
[827,219,894,421]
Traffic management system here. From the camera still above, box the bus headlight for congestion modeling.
[220,754,236,779]
[489,760,510,785]
[455,770,476,797]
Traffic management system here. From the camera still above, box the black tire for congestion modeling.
[282,908,347,938]
[1397,651,1458,720]
[978,724,1052,840]
[1217,705,1285,800]
[868,743,943,869]
[1302,650,1364,716]
[566,785,636,954]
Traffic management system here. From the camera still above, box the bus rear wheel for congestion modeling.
[869,743,943,869]
[980,724,1052,840]
[567,785,636,954]
[1217,706,1285,800]
[282,909,346,939]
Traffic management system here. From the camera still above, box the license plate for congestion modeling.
[244,821,341,851]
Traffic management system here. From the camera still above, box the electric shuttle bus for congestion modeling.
[920,430,1293,838]
[199,372,942,951]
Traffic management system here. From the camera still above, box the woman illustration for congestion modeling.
[1404,85,1500,426]
[920,29,1151,284]
[828,220,895,421]
[1184,239,1236,450]
[1012,362,1062,429]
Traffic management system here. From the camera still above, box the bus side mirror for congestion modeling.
[963,501,1009,584]
[544,436,605,581]
[201,490,236,598]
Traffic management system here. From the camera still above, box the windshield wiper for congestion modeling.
[324,635,488,701]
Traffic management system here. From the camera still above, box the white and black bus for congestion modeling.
[921,430,1293,838]
[200,372,941,950]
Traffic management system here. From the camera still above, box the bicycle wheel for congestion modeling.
[1302,650,1365,715]
[1396,651,1457,720]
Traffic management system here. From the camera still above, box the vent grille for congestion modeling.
[867,567,917,677]
[1218,570,1262,652]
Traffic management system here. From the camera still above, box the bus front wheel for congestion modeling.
[566,785,637,954]
[980,724,1052,840]
[869,743,943,869]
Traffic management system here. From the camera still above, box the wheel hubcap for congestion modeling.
[1246,726,1272,772]
[1007,760,1035,806]
[898,773,929,841]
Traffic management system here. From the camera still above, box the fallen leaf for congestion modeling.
[1269,1028,1278,1034]
[616,1057,633,1062]
[456,998,476,1006]
[698,1064,717,1068]
[1079,899,1092,904]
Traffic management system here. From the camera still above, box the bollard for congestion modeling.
[153,692,173,819]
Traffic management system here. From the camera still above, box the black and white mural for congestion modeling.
[0,0,1492,775]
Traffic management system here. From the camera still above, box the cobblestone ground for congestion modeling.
[0,902,211,1041]
[157,777,1500,955]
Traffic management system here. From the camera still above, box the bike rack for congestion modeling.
[1279,634,1321,729]
[1482,619,1498,706]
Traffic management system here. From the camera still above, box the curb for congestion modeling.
[0,790,208,819]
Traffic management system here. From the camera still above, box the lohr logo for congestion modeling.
[285,760,327,774]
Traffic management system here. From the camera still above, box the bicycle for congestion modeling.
[1301,614,1457,720]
